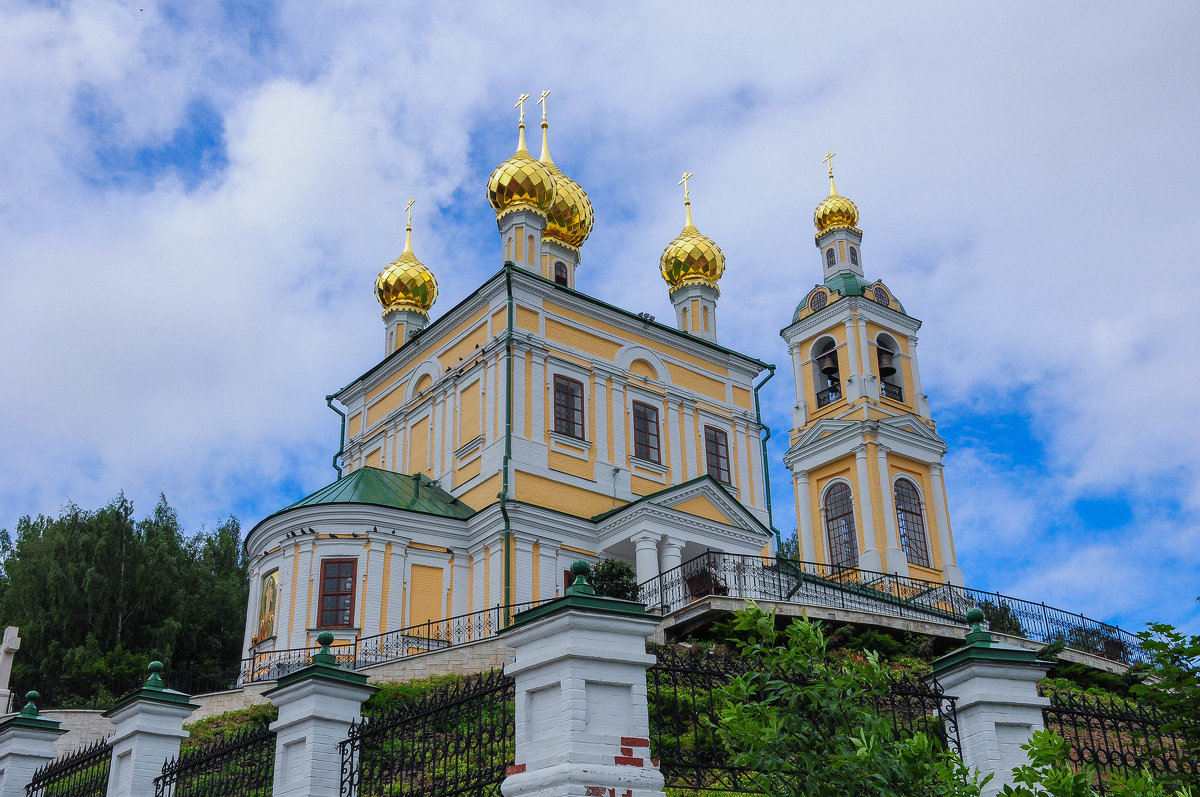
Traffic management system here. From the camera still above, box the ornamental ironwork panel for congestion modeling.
[339,669,515,797]
[154,719,275,797]
[646,644,960,793]
[1040,687,1200,793]
[26,737,112,797]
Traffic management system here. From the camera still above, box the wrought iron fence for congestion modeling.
[638,551,1147,664]
[1040,687,1200,793]
[646,643,960,793]
[338,669,515,797]
[154,718,275,796]
[26,737,112,797]
[241,600,544,685]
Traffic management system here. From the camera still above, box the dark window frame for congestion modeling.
[849,245,859,266]
[824,482,859,571]
[894,478,931,568]
[318,558,357,628]
[553,375,585,439]
[704,425,731,485]
[825,248,836,268]
[632,401,661,464]
[554,261,569,285]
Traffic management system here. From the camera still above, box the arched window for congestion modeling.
[812,337,841,408]
[849,246,859,266]
[824,482,858,571]
[554,261,569,285]
[527,234,535,265]
[894,478,930,567]
[825,248,836,268]
[876,333,903,401]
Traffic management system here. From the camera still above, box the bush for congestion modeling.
[590,558,639,601]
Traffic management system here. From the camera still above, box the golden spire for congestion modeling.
[660,172,724,292]
[514,93,531,154]
[376,198,438,314]
[678,171,695,227]
[536,90,594,249]
[401,198,415,253]
[814,152,859,234]
[538,89,553,162]
[823,151,838,194]
[487,94,557,218]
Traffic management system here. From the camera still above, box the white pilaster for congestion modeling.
[876,445,909,577]
[666,396,683,479]
[857,316,877,400]
[631,532,661,586]
[0,697,66,797]
[530,352,546,444]
[929,464,964,585]
[853,446,883,573]
[104,667,198,797]
[658,536,683,576]
[451,548,471,616]
[514,537,536,604]
[908,335,929,418]
[842,317,861,399]
[795,471,816,567]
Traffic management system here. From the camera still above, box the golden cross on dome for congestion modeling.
[823,152,836,179]
[537,90,551,123]
[405,198,415,228]
[678,172,694,203]
[515,93,531,124]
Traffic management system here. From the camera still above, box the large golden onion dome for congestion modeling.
[486,121,556,219]
[813,174,859,235]
[539,121,593,248]
[660,199,725,293]
[375,222,437,315]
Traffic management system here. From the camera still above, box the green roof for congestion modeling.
[281,467,475,519]
[824,272,869,297]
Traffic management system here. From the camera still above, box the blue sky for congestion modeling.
[1,1,1197,635]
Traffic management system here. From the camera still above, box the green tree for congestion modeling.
[589,558,639,601]
[1130,598,1200,762]
[999,730,1192,797]
[713,604,986,796]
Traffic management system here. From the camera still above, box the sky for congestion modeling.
[1,1,1198,635]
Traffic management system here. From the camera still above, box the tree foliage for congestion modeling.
[1131,598,1200,762]
[0,494,248,705]
[589,558,639,601]
[999,730,1193,797]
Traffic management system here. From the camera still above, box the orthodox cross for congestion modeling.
[678,171,694,203]
[515,93,531,124]
[405,198,415,228]
[823,151,836,179]
[538,90,551,122]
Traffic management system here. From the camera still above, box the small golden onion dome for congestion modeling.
[660,201,725,292]
[375,224,437,315]
[813,175,859,234]
[487,122,557,218]
[539,122,593,248]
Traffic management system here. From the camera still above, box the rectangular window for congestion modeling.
[318,558,357,628]
[553,375,585,439]
[704,426,731,485]
[632,401,661,463]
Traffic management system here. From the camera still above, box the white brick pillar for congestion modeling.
[631,531,661,586]
[0,693,66,797]
[266,631,377,797]
[930,609,1051,796]
[502,561,665,797]
[104,663,198,797]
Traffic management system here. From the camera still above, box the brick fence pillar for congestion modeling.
[0,693,66,797]
[502,560,665,797]
[104,662,198,797]
[931,608,1051,796]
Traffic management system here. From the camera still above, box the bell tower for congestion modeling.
[780,157,964,585]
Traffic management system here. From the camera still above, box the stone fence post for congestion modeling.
[265,631,377,797]
[104,662,198,797]
[502,560,665,797]
[0,692,66,797]
[931,608,1051,796]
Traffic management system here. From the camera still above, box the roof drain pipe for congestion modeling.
[326,394,346,478]
[499,263,516,626]
[752,365,780,552]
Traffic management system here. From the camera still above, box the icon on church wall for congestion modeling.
[257,571,278,642]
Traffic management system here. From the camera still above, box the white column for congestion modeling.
[530,352,546,445]
[539,545,559,600]
[611,378,628,466]
[907,335,929,417]
[876,445,909,577]
[451,548,471,616]
[486,359,497,446]
[514,537,536,604]
[631,532,661,586]
[681,400,697,480]
[658,536,683,576]
[267,638,377,797]
[929,464,965,585]
[593,373,610,478]
[104,665,198,797]
[853,446,883,572]
[501,568,665,797]
[387,542,408,631]
[0,697,66,797]
[795,471,816,568]
[666,396,683,480]
[512,348,527,441]
[431,394,443,478]
[392,421,406,472]
[842,317,860,393]
[735,420,752,499]
[858,316,876,400]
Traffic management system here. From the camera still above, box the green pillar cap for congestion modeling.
[145,661,165,690]
[19,691,40,719]
[311,631,337,665]
[965,608,992,647]
[566,560,595,596]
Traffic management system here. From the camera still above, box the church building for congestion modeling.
[240,97,964,659]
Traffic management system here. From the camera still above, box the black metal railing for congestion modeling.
[881,380,904,400]
[154,718,275,796]
[638,551,1147,664]
[1040,688,1200,793]
[815,383,842,408]
[339,669,515,797]
[26,737,112,797]
[646,644,959,793]
[240,601,544,684]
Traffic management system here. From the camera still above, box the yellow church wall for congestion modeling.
[665,363,725,402]
[456,456,482,483]
[545,318,622,361]
[441,326,489,370]
[409,416,430,475]
[863,442,889,557]
[671,495,735,525]
[491,308,507,333]
[453,473,502,511]
[548,449,594,481]
[346,411,363,438]
[515,472,613,517]
[408,564,444,627]
[365,369,406,404]
[459,382,481,444]
[630,359,657,379]
[887,453,948,572]
[516,306,539,332]
[366,381,408,428]
[364,446,382,468]
[631,474,665,496]
[733,386,753,411]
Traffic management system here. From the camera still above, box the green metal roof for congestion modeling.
[282,467,475,519]
[824,272,869,297]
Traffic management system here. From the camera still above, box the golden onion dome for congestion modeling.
[813,175,859,235]
[539,121,593,248]
[375,223,437,315]
[660,200,725,293]
[486,122,557,218]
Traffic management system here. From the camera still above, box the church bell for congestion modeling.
[878,349,896,377]
[819,353,839,377]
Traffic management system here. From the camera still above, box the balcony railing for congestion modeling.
[637,551,1146,665]
[881,380,904,400]
[815,382,842,408]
